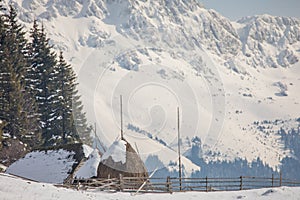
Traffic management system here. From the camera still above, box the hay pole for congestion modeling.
[120,95,124,140]
[177,107,182,191]
[131,167,158,196]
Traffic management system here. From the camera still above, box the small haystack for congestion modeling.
[97,139,148,179]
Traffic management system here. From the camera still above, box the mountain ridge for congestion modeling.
[11,0,300,69]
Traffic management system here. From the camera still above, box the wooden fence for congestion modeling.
[71,174,300,193]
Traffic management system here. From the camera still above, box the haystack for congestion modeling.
[97,139,148,179]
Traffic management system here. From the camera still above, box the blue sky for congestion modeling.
[200,0,300,20]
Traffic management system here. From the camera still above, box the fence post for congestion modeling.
[76,181,80,191]
[240,176,243,190]
[280,172,282,187]
[119,174,124,192]
[206,176,208,192]
[272,174,274,187]
[166,176,172,193]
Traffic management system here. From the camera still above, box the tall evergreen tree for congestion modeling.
[28,21,60,146]
[7,5,41,146]
[55,52,91,145]
[0,0,8,123]
[0,45,26,139]
[0,4,24,139]
[55,51,77,143]
[6,4,28,79]
[0,5,41,148]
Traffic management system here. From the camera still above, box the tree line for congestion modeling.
[0,1,92,151]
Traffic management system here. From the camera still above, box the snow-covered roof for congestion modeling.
[75,149,101,179]
[82,144,94,158]
[5,144,89,184]
[6,149,77,184]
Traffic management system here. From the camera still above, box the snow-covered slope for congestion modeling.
[1,173,300,200]
[3,0,300,174]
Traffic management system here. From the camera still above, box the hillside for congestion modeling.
[2,0,300,177]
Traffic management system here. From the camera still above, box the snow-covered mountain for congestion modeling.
[3,0,300,176]
[235,15,300,68]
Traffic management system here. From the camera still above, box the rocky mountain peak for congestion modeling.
[236,15,300,68]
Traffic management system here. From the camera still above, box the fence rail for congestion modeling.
[71,174,300,193]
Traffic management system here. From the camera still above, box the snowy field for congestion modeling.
[0,173,299,200]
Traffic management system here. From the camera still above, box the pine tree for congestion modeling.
[25,19,40,92]
[55,51,77,143]
[0,45,26,139]
[0,4,23,139]
[0,0,8,123]
[0,5,41,148]
[6,4,28,80]
[55,52,91,145]
[7,5,41,146]
[28,21,59,146]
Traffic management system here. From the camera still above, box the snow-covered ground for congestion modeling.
[0,173,299,200]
